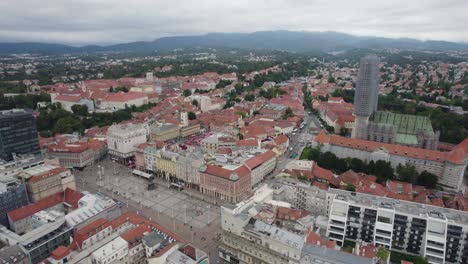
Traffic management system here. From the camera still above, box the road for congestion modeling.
[271,111,317,175]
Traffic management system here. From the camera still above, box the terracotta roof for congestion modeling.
[47,142,90,153]
[51,246,70,260]
[357,244,377,259]
[28,167,68,183]
[387,180,412,195]
[245,150,276,170]
[8,192,64,222]
[314,130,467,164]
[121,222,153,248]
[104,92,147,102]
[64,188,83,209]
[236,139,258,147]
[276,207,309,220]
[273,135,289,145]
[305,229,336,249]
[55,94,82,102]
[311,164,339,186]
[202,164,250,180]
[76,218,109,236]
[109,212,147,229]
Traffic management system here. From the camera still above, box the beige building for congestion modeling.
[180,122,201,138]
[150,123,180,142]
[97,92,148,112]
[19,165,75,202]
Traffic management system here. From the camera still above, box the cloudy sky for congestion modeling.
[1,0,467,46]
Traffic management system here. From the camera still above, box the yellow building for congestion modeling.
[155,150,177,180]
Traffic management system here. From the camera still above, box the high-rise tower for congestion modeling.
[0,109,40,161]
[351,55,380,139]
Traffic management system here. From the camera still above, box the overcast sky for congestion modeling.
[1,0,467,46]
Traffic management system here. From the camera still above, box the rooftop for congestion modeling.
[328,188,468,225]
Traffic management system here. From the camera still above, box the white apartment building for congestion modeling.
[325,188,468,264]
[97,92,148,112]
[91,236,129,264]
[107,123,147,164]
[245,150,277,187]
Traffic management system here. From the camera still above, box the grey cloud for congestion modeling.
[0,0,467,45]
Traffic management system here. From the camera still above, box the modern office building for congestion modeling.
[0,109,40,161]
[0,180,29,227]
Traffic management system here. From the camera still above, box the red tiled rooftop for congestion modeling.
[54,94,82,103]
[109,212,147,229]
[202,164,250,180]
[47,142,90,153]
[64,188,84,209]
[314,130,467,164]
[104,92,147,102]
[121,222,153,247]
[8,192,64,222]
[51,246,70,260]
[28,167,68,183]
[76,218,109,236]
[277,207,309,220]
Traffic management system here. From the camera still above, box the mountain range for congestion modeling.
[1,30,468,55]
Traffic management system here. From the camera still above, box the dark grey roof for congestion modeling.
[0,245,28,263]
[301,244,373,264]
[142,231,166,247]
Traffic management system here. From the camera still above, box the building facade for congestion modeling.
[199,164,251,203]
[0,180,29,227]
[0,109,40,161]
[325,188,468,264]
[20,166,75,203]
[107,123,147,164]
[314,131,467,191]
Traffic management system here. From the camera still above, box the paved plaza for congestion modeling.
[75,159,222,262]
[96,174,218,229]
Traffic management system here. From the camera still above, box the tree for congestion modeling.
[188,111,196,120]
[346,184,356,192]
[54,116,83,134]
[396,163,418,183]
[183,90,192,97]
[237,112,247,119]
[348,158,365,172]
[282,107,294,120]
[417,171,438,189]
[339,127,349,136]
[244,94,255,102]
[376,247,389,263]
[191,99,199,107]
[71,104,88,116]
